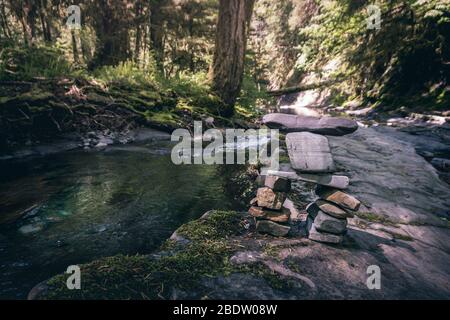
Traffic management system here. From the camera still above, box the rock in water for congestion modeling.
[264,175,291,192]
[286,132,335,173]
[307,218,343,244]
[313,211,347,235]
[315,200,354,219]
[262,113,358,136]
[256,220,291,237]
[256,187,286,210]
[249,206,290,223]
[316,186,361,211]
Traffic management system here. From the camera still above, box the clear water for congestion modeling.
[0,140,235,299]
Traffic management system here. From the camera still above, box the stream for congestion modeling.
[0,137,238,299]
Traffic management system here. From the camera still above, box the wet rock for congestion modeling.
[264,175,291,192]
[256,187,286,210]
[262,113,358,136]
[316,186,361,211]
[313,211,347,235]
[286,132,335,173]
[256,220,290,237]
[248,206,290,223]
[307,218,343,244]
[315,200,354,219]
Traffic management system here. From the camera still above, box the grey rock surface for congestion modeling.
[286,132,335,173]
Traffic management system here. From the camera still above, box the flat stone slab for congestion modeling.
[316,186,361,211]
[249,206,290,223]
[256,220,290,237]
[262,113,358,136]
[267,170,349,189]
[315,200,354,219]
[312,211,347,235]
[286,132,335,173]
[307,218,343,244]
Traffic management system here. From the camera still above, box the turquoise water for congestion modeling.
[0,140,235,299]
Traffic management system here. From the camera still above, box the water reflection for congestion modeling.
[0,140,234,299]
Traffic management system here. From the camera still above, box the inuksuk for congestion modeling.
[254,113,362,244]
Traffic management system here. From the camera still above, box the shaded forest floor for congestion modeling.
[0,77,260,153]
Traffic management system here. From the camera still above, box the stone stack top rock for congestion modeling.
[286,132,336,173]
[262,113,358,136]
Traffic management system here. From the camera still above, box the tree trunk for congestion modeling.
[71,30,79,63]
[209,0,255,114]
[90,0,131,68]
[150,0,167,71]
[134,0,143,62]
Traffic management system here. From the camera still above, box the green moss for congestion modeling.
[177,210,244,241]
[145,111,181,127]
[42,211,248,300]
[355,212,397,226]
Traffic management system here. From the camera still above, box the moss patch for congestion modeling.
[40,209,300,299]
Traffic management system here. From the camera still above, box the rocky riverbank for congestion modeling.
[30,115,450,299]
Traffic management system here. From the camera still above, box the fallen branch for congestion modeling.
[267,78,342,96]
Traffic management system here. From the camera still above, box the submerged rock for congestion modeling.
[262,113,358,136]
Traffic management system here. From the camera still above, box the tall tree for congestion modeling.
[150,0,168,71]
[209,0,255,112]
[89,0,132,67]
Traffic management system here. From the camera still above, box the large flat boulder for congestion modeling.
[286,132,335,173]
[262,113,358,136]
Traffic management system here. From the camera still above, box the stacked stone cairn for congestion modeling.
[249,175,293,237]
[257,113,363,244]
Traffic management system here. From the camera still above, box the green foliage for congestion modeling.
[93,59,159,87]
[235,74,272,119]
[295,0,450,107]
[0,42,80,80]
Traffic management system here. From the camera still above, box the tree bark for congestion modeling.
[150,0,167,71]
[209,0,255,114]
[90,0,131,68]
